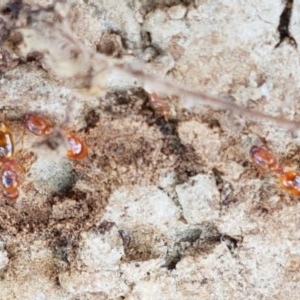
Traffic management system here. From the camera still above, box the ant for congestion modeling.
[23,113,53,136]
[250,145,283,173]
[250,145,300,197]
[0,122,21,199]
[279,170,300,196]
[1,158,21,199]
[143,84,174,122]
[23,113,88,159]
[0,122,14,159]
[147,92,172,121]
[66,132,88,159]
[0,113,88,201]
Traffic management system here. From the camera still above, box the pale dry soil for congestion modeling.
[0,0,299,299]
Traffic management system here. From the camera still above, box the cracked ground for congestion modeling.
[0,0,300,299]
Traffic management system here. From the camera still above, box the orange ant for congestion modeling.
[250,145,283,173]
[66,132,88,159]
[146,91,173,121]
[0,112,88,201]
[1,158,21,200]
[23,113,88,159]
[0,122,14,159]
[0,123,22,200]
[250,145,300,197]
[23,114,53,136]
[279,171,300,196]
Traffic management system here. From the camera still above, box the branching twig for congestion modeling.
[12,1,300,131]
[116,63,300,130]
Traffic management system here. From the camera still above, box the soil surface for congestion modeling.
[0,0,300,299]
